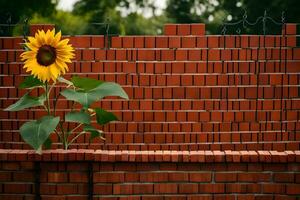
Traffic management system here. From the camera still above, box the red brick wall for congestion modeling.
[0,149,300,199]
[0,23,299,151]
[0,23,299,199]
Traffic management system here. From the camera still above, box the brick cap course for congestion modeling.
[0,149,299,163]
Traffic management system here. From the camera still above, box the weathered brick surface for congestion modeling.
[0,150,300,198]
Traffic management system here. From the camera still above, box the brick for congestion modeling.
[188,50,201,60]
[156,37,168,48]
[169,172,188,182]
[191,24,205,35]
[48,172,68,182]
[145,36,155,48]
[75,36,91,48]
[91,36,104,48]
[199,183,225,193]
[282,23,297,35]
[82,49,94,60]
[182,37,196,48]
[133,183,153,194]
[122,37,134,48]
[94,184,113,195]
[161,50,175,61]
[134,36,144,48]
[286,184,300,194]
[4,183,31,194]
[154,183,178,194]
[95,49,106,60]
[273,173,294,183]
[138,50,155,60]
[111,37,122,48]
[164,24,177,35]
[178,24,191,35]
[69,172,88,183]
[179,183,198,193]
[189,173,211,182]
[169,36,181,48]
[197,36,207,48]
[208,36,219,48]
[94,172,125,183]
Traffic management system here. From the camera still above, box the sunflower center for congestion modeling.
[36,45,56,66]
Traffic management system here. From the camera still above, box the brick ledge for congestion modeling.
[0,149,299,163]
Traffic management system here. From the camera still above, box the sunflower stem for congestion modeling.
[45,82,67,149]
[58,121,68,150]
[67,131,86,148]
[44,83,51,115]
[70,123,83,134]
[53,93,61,116]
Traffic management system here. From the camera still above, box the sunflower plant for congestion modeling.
[4,29,128,154]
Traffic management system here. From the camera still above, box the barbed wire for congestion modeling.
[220,10,286,35]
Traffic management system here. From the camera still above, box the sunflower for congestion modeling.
[21,29,74,83]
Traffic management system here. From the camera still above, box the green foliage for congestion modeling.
[6,73,128,153]
[166,0,199,23]
[95,108,118,125]
[44,137,52,149]
[57,76,74,87]
[4,93,45,111]
[61,81,129,108]
[84,124,103,142]
[0,0,56,36]
[65,111,91,124]
[122,13,166,35]
[29,11,88,35]
[20,116,60,154]
[71,76,103,91]
[19,75,44,89]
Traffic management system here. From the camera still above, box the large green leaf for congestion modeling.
[61,82,129,108]
[19,75,44,89]
[20,116,60,153]
[65,111,91,124]
[83,124,103,142]
[4,93,45,111]
[71,76,103,91]
[95,108,118,125]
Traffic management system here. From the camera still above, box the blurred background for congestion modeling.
[0,0,300,36]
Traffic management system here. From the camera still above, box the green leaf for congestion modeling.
[4,93,45,111]
[95,108,118,125]
[57,76,74,87]
[61,82,129,108]
[65,111,91,124]
[20,116,60,153]
[19,75,44,89]
[71,76,103,91]
[43,137,52,149]
[83,124,103,142]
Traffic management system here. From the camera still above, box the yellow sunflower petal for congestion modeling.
[56,39,70,48]
[25,42,39,51]
[45,29,55,45]
[37,30,46,45]
[21,51,37,61]
[55,60,68,73]
[27,36,39,47]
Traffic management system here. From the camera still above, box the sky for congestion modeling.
[57,0,167,18]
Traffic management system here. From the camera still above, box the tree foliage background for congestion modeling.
[0,0,299,36]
